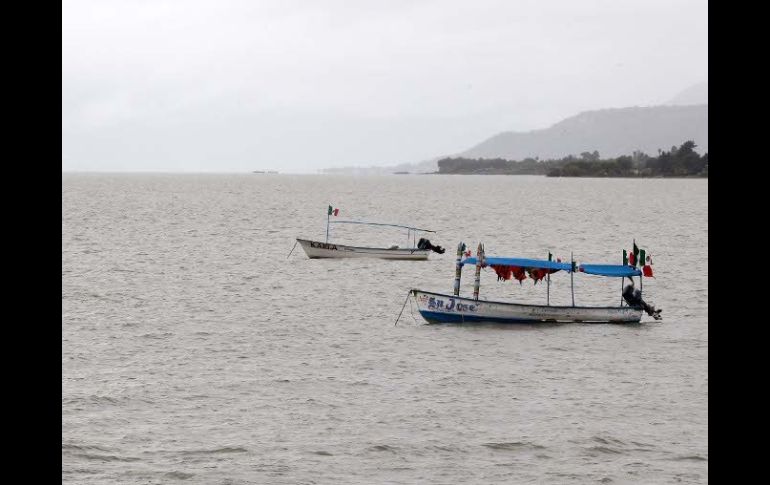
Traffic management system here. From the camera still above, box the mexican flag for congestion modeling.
[643,254,654,277]
[327,205,339,216]
[623,249,628,265]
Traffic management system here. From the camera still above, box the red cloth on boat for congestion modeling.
[491,265,528,284]
[492,265,513,281]
[527,268,549,284]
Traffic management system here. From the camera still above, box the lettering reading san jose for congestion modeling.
[423,296,478,313]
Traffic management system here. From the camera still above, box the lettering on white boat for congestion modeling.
[310,241,338,250]
[528,307,565,314]
[423,296,477,313]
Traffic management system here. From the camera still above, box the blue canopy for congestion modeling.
[461,257,572,272]
[461,257,642,277]
[579,264,641,277]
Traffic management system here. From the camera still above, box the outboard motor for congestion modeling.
[417,237,445,254]
[622,283,662,320]
[622,284,642,307]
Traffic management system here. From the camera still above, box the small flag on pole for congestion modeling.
[643,254,654,277]
[328,205,339,216]
[623,249,628,265]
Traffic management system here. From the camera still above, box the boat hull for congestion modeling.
[411,290,642,324]
[297,238,431,260]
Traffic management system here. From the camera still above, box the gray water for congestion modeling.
[62,174,708,484]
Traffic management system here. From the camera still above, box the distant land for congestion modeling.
[321,81,707,174]
[437,140,707,178]
[666,81,708,106]
[320,158,438,175]
[456,104,707,161]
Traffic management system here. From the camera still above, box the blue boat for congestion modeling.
[410,242,654,324]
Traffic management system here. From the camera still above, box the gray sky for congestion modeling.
[62,0,708,173]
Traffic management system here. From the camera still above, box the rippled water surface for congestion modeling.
[62,174,708,484]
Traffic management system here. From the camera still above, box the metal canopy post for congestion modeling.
[472,243,484,301]
[570,251,575,307]
[547,251,551,306]
[620,251,624,306]
[620,278,625,306]
[453,242,465,296]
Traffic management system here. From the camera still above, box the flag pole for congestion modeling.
[326,209,330,243]
[634,238,643,297]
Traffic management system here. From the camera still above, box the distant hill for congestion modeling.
[321,82,708,173]
[666,81,708,106]
[459,104,707,161]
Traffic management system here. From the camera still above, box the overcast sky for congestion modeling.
[62,0,708,173]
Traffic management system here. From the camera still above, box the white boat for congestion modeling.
[294,206,444,260]
[297,238,431,260]
[408,242,655,324]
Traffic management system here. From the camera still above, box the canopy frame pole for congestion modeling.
[472,243,484,301]
[547,251,551,306]
[328,220,436,233]
[570,251,575,307]
[620,278,624,306]
[620,252,624,306]
[453,242,465,296]
[633,238,638,300]
[620,250,626,306]
[325,210,330,243]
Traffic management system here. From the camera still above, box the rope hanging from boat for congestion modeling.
[394,291,412,326]
[286,240,299,259]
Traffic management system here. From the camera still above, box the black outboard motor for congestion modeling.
[623,283,662,320]
[417,237,445,254]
